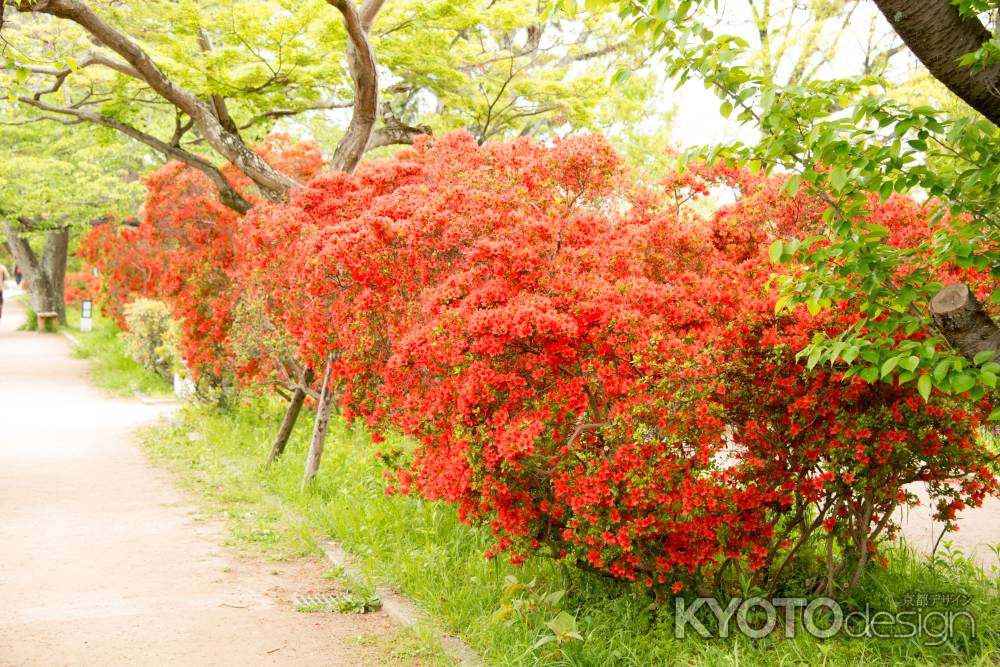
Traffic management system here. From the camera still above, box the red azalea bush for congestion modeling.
[249,132,996,594]
[63,270,100,305]
[79,130,998,594]
[78,217,164,326]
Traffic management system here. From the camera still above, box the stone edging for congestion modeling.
[318,538,482,665]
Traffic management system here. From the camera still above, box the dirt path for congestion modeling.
[0,297,402,666]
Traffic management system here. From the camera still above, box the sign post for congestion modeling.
[80,299,93,333]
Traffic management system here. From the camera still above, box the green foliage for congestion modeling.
[2,1,666,165]
[373,0,657,142]
[0,122,145,231]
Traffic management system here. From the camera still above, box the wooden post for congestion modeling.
[302,354,335,490]
[267,366,314,464]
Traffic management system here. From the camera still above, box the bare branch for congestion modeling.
[0,114,83,125]
[240,98,354,128]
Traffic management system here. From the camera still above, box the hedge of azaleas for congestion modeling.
[79,131,998,595]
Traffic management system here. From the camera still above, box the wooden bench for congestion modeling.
[36,311,59,331]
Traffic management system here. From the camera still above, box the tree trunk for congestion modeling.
[268,366,315,464]
[327,0,381,173]
[302,355,335,490]
[872,0,1000,127]
[3,222,69,325]
[929,282,1000,361]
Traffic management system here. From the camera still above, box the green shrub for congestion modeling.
[121,298,180,381]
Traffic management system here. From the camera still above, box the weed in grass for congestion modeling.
[295,594,381,614]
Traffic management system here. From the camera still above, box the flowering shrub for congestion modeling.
[79,134,325,384]
[79,131,998,595]
[78,218,163,326]
[122,298,180,382]
[253,133,997,594]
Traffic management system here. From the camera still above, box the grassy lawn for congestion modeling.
[78,316,1000,666]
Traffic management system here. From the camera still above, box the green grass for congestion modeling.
[66,306,173,398]
[80,320,1000,666]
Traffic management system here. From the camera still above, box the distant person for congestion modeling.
[0,263,10,321]
[14,264,22,286]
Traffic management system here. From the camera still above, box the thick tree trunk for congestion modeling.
[872,0,1000,127]
[3,222,69,325]
[929,282,1000,361]
[302,355,335,490]
[267,367,315,464]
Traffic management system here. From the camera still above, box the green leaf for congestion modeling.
[545,611,583,644]
[830,165,847,192]
[859,366,879,383]
[880,356,899,378]
[918,374,932,401]
[974,350,996,365]
[768,239,783,263]
[950,373,975,393]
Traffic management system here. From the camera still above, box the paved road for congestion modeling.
[0,296,397,666]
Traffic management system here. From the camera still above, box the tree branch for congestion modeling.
[365,120,430,151]
[326,0,381,173]
[11,0,299,200]
[929,282,1000,362]
[19,95,253,214]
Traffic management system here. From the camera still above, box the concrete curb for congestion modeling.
[61,330,82,347]
[318,538,481,665]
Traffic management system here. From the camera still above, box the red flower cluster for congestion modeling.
[63,270,100,305]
